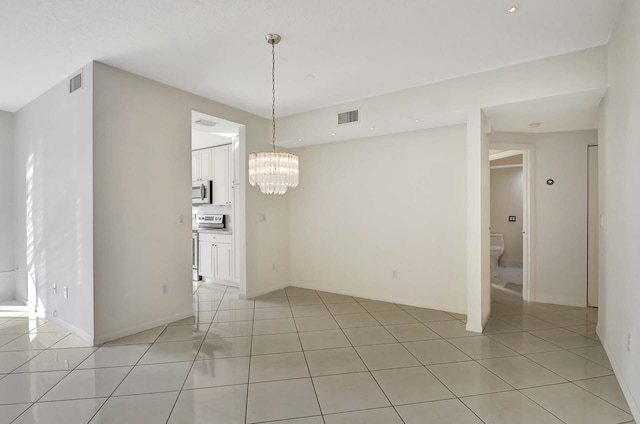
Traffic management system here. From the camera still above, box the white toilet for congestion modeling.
[490,233,505,274]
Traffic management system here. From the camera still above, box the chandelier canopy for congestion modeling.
[248,33,299,195]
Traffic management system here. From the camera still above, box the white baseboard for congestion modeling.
[466,322,484,333]
[244,282,289,299]
[94,310,194,345]
[0,271,15,301]
[48,315,95,345]
[532,293,585,308]
[597,326,639,421]
[289,282,467,315]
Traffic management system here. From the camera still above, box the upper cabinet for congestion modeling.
[192,144,232,206]
[191,151,199,181]
[198,148,214,181]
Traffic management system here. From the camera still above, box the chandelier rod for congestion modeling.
[268,34,280,152]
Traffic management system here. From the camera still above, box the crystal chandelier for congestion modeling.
[249,33,299,195]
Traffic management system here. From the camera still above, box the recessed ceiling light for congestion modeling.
[507,5,518,13]
[297,138,303,142]
[529,122,541,128]
[370,126,375,130]
[415,119,421,123]
[331,133,336,136]
[305,74,315,81]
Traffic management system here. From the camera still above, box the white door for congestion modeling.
[214,243,233,281]
[587,146,599,307]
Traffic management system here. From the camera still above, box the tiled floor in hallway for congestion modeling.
[0,284,635,424]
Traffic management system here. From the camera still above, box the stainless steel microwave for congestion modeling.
[192,180,212,205]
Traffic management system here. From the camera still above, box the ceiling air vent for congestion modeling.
[69,73,82,93]
[337,109,359,125]
[194,119,217,127]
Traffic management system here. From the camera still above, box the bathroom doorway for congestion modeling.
[488,146,534,302]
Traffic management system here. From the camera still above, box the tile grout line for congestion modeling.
[164,282,227,424]
[317,290,409,424]
[243,289,257,424]
[8,309,168,423]
[1,290,627,424]
[353,299,490,424]
[62,280,207,423]
[285,288,327,424]
[7,339,104,422]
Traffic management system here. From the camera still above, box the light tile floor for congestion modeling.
[0,285,635,424]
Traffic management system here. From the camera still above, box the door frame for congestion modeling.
[489,143,536,302]
[191,111,247,296]
[587,144,599,307]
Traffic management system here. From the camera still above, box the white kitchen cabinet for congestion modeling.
[191,151,199,181]
[211,145,230,206]
[198,148,214,181]
[192,148,212,181]
[199,233,234,283]
[213,243,233,281]
[192,145,232,206]
[199,241,214,279]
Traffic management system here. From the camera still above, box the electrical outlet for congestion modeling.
[272,262,276,270]
[63,287,68,299]
[179,215,184,225]
[53,283,57,295]
[628,332,631,352]
[392,269,398,278]
[52,310,57,317]
[162,284,168,295]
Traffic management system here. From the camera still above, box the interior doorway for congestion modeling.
[488,145,534,303]
[191,111,247,295]
[587,145,599,307]
[490,152,524,301]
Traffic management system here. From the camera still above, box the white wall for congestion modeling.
[533,131,595,307]
[92,62,284,342]
[490,167,524,266]
[0,111,14,300]
[288,125,468,313]
[491,130,597,307]
[278,47,607,147]
[13,64,94,340]
[467,110,491,331]
[598,0,640,419]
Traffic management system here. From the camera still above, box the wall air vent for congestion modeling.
[337,109,359,125]
[195,119,217,127]
[69,73,82,93]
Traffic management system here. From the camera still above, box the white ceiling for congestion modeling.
[0,0,622,115]
[484,89,606,133]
